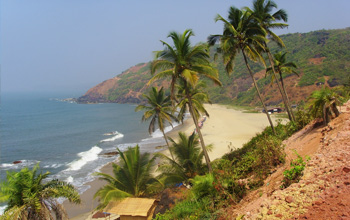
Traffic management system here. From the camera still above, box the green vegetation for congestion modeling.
[93,145,161,209]
[267,51,299,121]
[176,81,211,123]
[156,132,212,185]
[154,122,293,219]
[0,164,81,220]
[150,29,222,172]
[77,0,350,218]
[81,28,350,107]
[281,152,310,188]
[154,197,214,220]
[247,0,296,122]
[208,6,276,133]
[308,86,344,125]
[135,87,178,160]
[154,83,349,218]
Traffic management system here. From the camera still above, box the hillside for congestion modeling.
[221,101,350,219]
[78,28,350,106]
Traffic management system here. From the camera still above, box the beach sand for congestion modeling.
[66,104,278,219]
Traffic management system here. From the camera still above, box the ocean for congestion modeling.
[0,92,179,213]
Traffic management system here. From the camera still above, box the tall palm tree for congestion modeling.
[208,7,276,134]
[308,86,342,125]
[149,29,221,105]
[0,164,81,220]
[246,0,295,121]
[150,29,222,172]
[266,51,299,111]
[246,0,288,47]
[135,87,177,160]
[156,132,211,185]
[94,145,161,209]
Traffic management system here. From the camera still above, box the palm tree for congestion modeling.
[266,51,299,112]
[156,132,211,185]
[94,145,161,209]
[246,0,295,121]
[0,163,81,220]
[149,29,221,105]
[308,86,342,125]
[150,29,222,172]
[246,0,288,47]
[176,80,211,123]
[135,87,178,160]
[208,7,276,134]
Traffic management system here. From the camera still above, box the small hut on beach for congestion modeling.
[105,198,158,220]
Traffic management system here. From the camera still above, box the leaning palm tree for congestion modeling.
[246,0,295,121]
[0,163,81,220]
[308,86,342,125]
[135,87,178,160]
[266,51,299,111]
[94,145,161,209]
[150,29,222,172]
[156,132,211,185]
[208,6,276,134]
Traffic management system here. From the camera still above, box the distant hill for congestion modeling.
[78,28,350,106]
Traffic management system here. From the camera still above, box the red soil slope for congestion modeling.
[220,101,350,220]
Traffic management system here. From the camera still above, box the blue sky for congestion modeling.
[1,0,350,95]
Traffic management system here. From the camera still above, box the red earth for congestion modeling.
[219,101,350,220]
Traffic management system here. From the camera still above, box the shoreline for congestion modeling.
[64,114,193,219]
[65,104,277,219]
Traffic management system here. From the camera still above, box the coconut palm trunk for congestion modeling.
[278,70,295,120]
[241,48,276,134]
[185,90,212,172]
[278,69,292,109]
[265,46,295,121]
[161,130,175,160]
[323,105,331,126]
[331,102,340,117]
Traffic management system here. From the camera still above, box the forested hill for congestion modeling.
[78,28,350,106]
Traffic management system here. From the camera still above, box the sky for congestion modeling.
[1,0,350,96]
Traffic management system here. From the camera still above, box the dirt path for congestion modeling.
[220,101,350,220]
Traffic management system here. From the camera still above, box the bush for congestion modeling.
[281,152,310,188]
[292,103,314,130]
[191,174,216,200]
[212,170,247,204]
[156,118,308,219]
[253,135,285,178]
[154,197,215,220]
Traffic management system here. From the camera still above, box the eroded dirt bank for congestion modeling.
[221,101,350,220]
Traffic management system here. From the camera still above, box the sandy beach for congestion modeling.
[66,104,277,219]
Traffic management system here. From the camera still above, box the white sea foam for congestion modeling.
[66,146,102,171]
[43,163,63,169]
[0,160,38,170]
[0,163,14,168]
[100,132,124,142]
[66,176,74,183]
[141,122,180,141]
[0,205,7,215]
[103,131,119,136]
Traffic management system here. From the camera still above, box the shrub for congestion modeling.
[281,152,310,188]
[252,135,285,178]
[191,174,216,200]
[154,197,215,220]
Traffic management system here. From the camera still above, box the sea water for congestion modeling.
[0,92,179,213]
